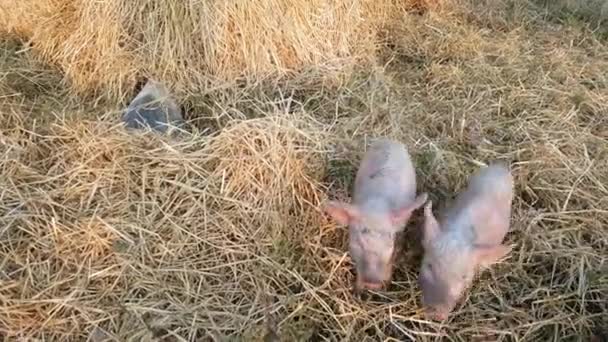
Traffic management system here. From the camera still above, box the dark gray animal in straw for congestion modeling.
[122,80,184,133]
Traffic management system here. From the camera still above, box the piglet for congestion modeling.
[323,138,427,291]
[419,163,514,320]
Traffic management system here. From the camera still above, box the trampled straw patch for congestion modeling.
[50,217,118,265]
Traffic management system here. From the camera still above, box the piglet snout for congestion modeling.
[356,274,386,290]
[360,281,384,290]
[424,307,449,321]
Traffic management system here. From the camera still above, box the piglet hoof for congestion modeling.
[122,79,185,135]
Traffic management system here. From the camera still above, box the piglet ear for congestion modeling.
[390,193,428,228]
[473,244,512,268]
[322,201,360,226]
[422,200,441,247]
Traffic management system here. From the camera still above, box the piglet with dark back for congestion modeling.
[419,163,514,320]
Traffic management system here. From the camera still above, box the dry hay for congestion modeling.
[0,99,335,338]
[1,0,608,340]
[0,0,445,101]
[534,0,608,21]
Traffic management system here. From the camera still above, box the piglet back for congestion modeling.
[450,163,513,246]
[353,139,417,207]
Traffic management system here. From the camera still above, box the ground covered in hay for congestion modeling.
[1,0,607,341]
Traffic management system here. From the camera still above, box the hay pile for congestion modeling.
[0,0,442,101]
[0,45,334,337]
[1,0,608,340]
[0,107,334,339]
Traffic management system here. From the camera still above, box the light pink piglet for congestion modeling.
[419,163,514,320]
[324,138,427,290]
